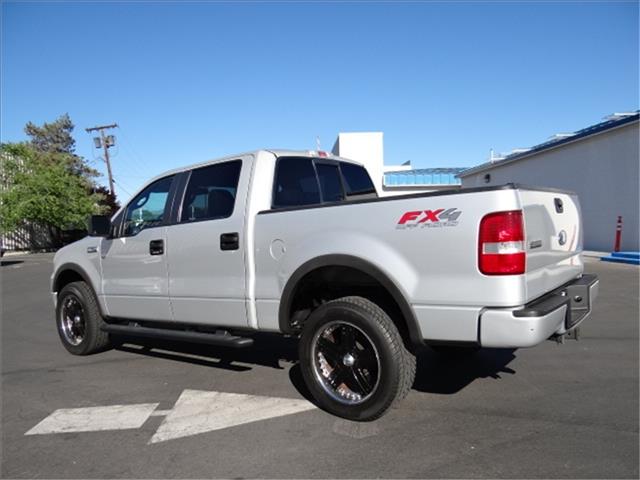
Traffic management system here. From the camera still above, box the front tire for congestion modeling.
[56,281,111,355]
[298,296,416,421]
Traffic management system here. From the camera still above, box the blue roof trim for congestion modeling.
[458,112,639,177]
[384,167,465,186]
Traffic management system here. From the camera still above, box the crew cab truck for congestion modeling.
[51,150,599,420]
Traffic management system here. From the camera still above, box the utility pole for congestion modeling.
[85,123,118,196]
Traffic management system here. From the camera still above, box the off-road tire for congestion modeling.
[56,281,111,355]
[298,296,416,421]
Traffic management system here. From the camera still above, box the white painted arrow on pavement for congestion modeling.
[25,390,316,443]
[149,389,316,444]
[25,403,160,435]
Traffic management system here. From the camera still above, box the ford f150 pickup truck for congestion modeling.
[51,150,599,420]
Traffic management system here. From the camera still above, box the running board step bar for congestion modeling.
[101,324,254,348]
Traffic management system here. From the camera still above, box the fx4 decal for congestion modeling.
[396,208,462,229]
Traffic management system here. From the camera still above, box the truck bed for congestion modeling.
[252,183,583,342]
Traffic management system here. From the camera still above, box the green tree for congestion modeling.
[93,185,120,216]
[25,113,76,154]
[25,113,100,180]
[0,143,104,248]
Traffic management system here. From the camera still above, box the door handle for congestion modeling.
[220,232,239,251]
[149,239,164,255]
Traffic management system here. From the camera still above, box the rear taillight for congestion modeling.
[478,210,525,275]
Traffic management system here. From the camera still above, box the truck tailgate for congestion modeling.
[519,189,583,302]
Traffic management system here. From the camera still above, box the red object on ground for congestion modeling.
[614,216,623,252]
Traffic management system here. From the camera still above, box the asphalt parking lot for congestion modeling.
[1,253,638,478]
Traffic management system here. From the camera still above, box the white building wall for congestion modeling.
[460,122,639,252]
[332,132,458,196]
[332,132,388,195]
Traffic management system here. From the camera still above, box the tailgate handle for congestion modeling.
[554,198,564,213]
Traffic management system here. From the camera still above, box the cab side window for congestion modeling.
[339,162,377,198]
[316,163,345,202]
[273,157,321,208]
[123,175,174,236]
[180,160,242,223]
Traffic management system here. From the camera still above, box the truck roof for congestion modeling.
[144,149,364,188]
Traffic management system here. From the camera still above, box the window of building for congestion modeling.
[180,160,242,222]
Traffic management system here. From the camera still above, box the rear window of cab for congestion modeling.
[272,157,376,209]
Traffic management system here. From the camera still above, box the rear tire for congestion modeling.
[56,281,111,355]
[298,296,416,421]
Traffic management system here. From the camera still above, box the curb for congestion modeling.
[582,251,608,259]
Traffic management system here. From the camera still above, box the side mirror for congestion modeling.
[88,215,111,237]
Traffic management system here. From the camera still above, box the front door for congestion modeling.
[165,159,248,327]
[101,175,175,321]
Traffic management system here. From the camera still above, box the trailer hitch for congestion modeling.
[552,326,581,344]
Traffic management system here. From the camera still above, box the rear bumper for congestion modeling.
[480,274,599,348]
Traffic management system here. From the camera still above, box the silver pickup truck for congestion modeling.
[51,150,599,420]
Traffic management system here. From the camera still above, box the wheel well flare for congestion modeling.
[279,256,422,349]
[53,267,86,293]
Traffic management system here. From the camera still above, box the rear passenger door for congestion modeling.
[165,159,248,327]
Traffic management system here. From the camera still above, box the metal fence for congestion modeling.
[1,223,54,251]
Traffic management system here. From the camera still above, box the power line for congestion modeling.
[112,178,133,199]
[114,142,150,179]
[114,125,165,188]
[116,126,157,173]
[115,174,152,179]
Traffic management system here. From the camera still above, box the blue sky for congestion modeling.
[2,1,638,199]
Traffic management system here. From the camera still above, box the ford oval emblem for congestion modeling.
[558,230,567,246]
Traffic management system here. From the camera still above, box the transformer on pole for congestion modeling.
[85,123,118,196]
